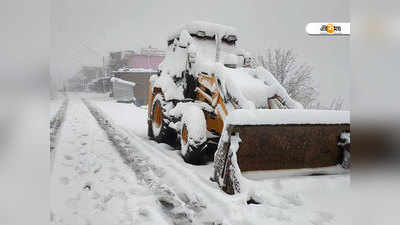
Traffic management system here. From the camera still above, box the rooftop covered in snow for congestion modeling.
[168,21,238,42]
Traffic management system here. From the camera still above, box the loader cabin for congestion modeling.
[167,31,247,69]
[167,21,244,69]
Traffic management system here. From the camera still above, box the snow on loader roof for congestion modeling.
[168,20,238,42]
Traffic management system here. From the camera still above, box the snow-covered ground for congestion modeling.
[50,93,168,225]
[51,92,350,225]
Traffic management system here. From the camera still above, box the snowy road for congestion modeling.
[51,92,351,225]
[50,94,169,225]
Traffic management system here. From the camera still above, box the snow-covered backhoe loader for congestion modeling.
[147,21,350,194]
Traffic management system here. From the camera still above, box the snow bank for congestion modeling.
[110,77,136,87]
[242,165,348,180]
[168,20,238,41]
[226,109,350,125]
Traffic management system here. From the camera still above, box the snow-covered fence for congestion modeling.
[111,77,136,103]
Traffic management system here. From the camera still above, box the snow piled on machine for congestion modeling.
[154,20,303,111]
[213,64,304,110]
[168,20,238,42]
[226,109,350,125]
[169,102,208,155]
[154,36,188,100]
[150,74,184,100]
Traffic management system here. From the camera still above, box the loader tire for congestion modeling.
[149,93,171,143]
[180,123,207,165]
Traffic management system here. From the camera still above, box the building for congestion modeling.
[108,47,165,72]
[127,46,165,71]
[108,50,136,72]
[110,46,165,105]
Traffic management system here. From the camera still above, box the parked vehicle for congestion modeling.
[147,21,350,194]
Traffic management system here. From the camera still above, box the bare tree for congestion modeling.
[257,48,317,108]
[328,96,344,110]
[309,97,344,110]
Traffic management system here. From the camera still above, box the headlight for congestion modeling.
[225,35,237,42]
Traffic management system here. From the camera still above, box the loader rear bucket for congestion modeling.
[214,109,350,194]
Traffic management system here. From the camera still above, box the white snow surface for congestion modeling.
[226,109,350,125]
[51,93,351,225]
[91,100,148,138]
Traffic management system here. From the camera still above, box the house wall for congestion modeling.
[127,55,164,71]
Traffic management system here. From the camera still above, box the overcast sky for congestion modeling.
[51,0,349,109]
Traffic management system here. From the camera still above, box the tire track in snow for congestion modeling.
[50,96,69,172]
[83,98,201,225]
[85,99,268,225]
[88,99,312,225]
[118,127,252,223]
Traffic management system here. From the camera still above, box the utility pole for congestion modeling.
[102,56,106,93]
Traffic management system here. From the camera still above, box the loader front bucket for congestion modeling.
[232,123,349,171]
[214,109,350,194]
